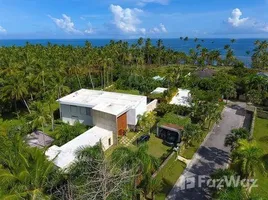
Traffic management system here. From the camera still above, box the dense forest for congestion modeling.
[0,38,268,199]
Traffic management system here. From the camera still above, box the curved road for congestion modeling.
[167,105,247,200]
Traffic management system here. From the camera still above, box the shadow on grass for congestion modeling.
[158,178,174,197]
[259,136,268,143]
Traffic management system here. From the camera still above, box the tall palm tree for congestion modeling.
[232,139,265,178]
[0,135,58,199]
[28,101,51,132]
[1,74,31,114]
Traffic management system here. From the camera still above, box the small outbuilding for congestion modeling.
[157,123,184,146]
[26,131,54,148]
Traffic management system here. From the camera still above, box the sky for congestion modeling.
[0,0,268,39]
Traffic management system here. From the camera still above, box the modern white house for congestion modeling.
[45,126,113,169]
[58,89,147,142]
[151,87,191,107]
[46,89,148,169]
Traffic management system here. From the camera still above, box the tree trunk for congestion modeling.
[51,112,54,131]
[23,98,31,114]
[89,71,94,89]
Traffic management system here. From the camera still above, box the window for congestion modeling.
[108,138,111,146]
[86,108,91,116]
[70,106,78,113]
[80,107,86,115]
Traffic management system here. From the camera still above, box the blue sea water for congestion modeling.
[0,38,264,66]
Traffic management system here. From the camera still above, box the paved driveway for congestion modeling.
[167,106,246,200]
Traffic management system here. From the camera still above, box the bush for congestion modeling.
[53,122,88,146]
[155,103,191,117]
[159,112,191,127]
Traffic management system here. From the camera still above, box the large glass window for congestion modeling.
[86,108,91,116]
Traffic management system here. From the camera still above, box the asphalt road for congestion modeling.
[167,105,246,200]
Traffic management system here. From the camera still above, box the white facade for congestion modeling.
[170,89,191,107]
[45,126,113,170]
[58,89,147,127]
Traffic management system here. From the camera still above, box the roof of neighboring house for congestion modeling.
[45,126,113,170]
[26,131,54,148]
[257,72,268,77]
[151,87,168,94]
[170,89,191,107]
[195,68,216,78]
[160,123,184,132]
[58,89,147,116]
[153,75,165,81]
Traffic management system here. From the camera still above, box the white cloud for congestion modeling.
[110,4,143,33]
[140,28,146,34]
[0,26,6,33]
[85,22,94,34]
[49,14,82,34]
[150,23,168,33]
[159,23,167,33]
[228,8,248,27]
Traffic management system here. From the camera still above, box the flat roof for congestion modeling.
[170,89,191,107]
[45,126,112,169]
[151,87,168,94]
[58,89,146,116]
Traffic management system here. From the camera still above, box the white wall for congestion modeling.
[60,104,93,126]
[147,99,158,112]
[92,110,117,144]
[101,133,113,151]
[127,97,147,126]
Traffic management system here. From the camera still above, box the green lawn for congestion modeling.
[155,153,186,200]
[147,134,171,159]
[251,117,268,198]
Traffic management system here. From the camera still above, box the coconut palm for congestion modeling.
[139,174,162,200]
[28,101,51,132]
[225,128,250,151]
[232,139,266,178]
[0,134,58,199]
[1,73,31,114]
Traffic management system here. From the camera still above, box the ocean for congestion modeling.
[0,38,263,66]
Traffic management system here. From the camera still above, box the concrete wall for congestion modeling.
[147,99,158,112]
[60,104,93,126]
[101,132,113,151]
[127,97,147,126]
[92,110,118,144]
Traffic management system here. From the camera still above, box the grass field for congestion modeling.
[147,134,171,159]
[155,154,186,200]
[251,117,268,199]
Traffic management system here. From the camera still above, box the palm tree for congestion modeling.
[183,123,203,147]
[1,74,31,114]
[28,101,51,132]
[111,144,159,197]
[0,134,58,199]
[232,139,265,178]
[231,39,236,43]
[225,128,250,151]
[139,174,162,200]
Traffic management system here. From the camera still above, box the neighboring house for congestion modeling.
[151,87,192,107]
[151,87,168,94]
[195,68,216,79]
[45,126,113,169]
[257,72,268,78]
